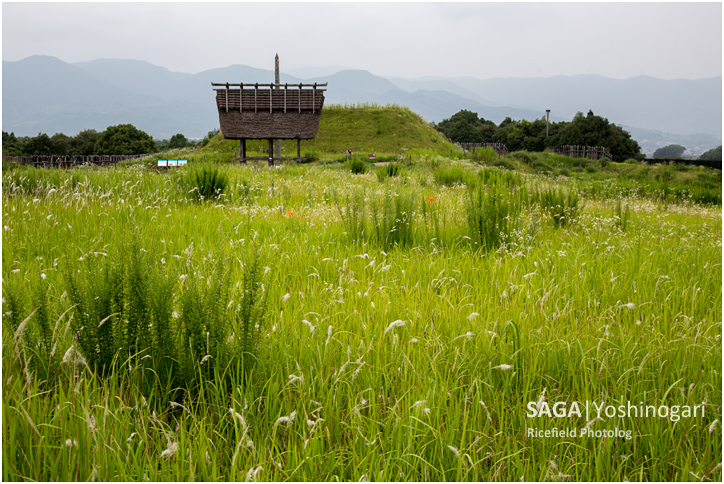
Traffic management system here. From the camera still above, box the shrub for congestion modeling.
[533,160,554,174]
[585,162,598,173]
[600,157,610,168]
[8,243,267,399]
[183,164,229,201]
[376,163,401,182]
[465,183,519,252]
[348,158,369,175]
[509,151,533,164]
[470,146,497,164]
[534,188,582,228]
[302,150,320,164]
[493,159,515,171]
[370,189,417,249]
[433,165,466,186]
[614,199,631,232]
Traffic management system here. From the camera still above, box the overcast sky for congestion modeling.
[2,2,722,80]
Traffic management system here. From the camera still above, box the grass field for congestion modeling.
[3,155,721,482]
[2,106,722,481]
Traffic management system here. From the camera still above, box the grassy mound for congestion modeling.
[201,104,461,158]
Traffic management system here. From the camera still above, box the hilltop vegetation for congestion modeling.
[201,104,459,158]
[434,109,642,158]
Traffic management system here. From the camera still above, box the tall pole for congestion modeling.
[274,54,281,162]
[546,109,550,137]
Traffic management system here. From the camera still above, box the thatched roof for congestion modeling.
[212,82,327,140]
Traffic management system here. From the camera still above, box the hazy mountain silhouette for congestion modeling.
[2,55,721,154]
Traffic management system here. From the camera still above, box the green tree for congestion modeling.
[168,133,189,149]
[94,124,156,155]
[653,144,686,159]
[699,145,722,161]
[70,129,101,156]
[50,133,71,155]
[23,133,54,155]
[435,110,483,143]
[2,132,24,156]
[557,111,640,158]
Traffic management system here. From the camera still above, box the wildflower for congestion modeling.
[709,419,719,433]
[384,320,405,334]
[282,293,291,303]
[65,438,78,448]
[427,196,438,202]
[447,445,460,458]
[467,312,479,321]
[492,364,513,371]
[286,210,295,217]
[40,273,46,280]
[622,302,636,309]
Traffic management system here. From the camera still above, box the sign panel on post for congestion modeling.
[368,154,376,160]
[168,160,178,167]
[158,160,168,167]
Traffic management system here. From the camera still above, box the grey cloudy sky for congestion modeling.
[2,2,722,79]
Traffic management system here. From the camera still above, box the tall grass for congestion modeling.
[533,187,582,228]
[1,160,721,482]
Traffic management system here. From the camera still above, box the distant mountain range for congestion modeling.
[2,55,721,155]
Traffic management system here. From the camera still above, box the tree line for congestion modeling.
[2,124,209,157]
[434,110,642,158]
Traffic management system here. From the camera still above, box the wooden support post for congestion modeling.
[240,83,243,112]
[297,139,301,163]
[240,139,247,164]
[225,83,229,112]
[268,139,274,166]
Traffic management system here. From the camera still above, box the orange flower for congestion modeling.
[427,196,438,202]
[286,210,295,217]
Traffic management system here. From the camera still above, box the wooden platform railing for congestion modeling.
[556,145,612,160]
[4,154,153,168]
[460,142,508,155]
[212,82,327,114]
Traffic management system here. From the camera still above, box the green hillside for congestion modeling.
[201,104,461,158]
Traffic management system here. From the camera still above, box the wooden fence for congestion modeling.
[555,145,612,160]
[459,143,508,156]
[3,154,153,168]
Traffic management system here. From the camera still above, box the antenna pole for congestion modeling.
[275,54,281,162]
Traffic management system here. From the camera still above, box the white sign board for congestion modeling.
[158,160,168,167]
[168,159,178,167]
[178,159,187,166]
